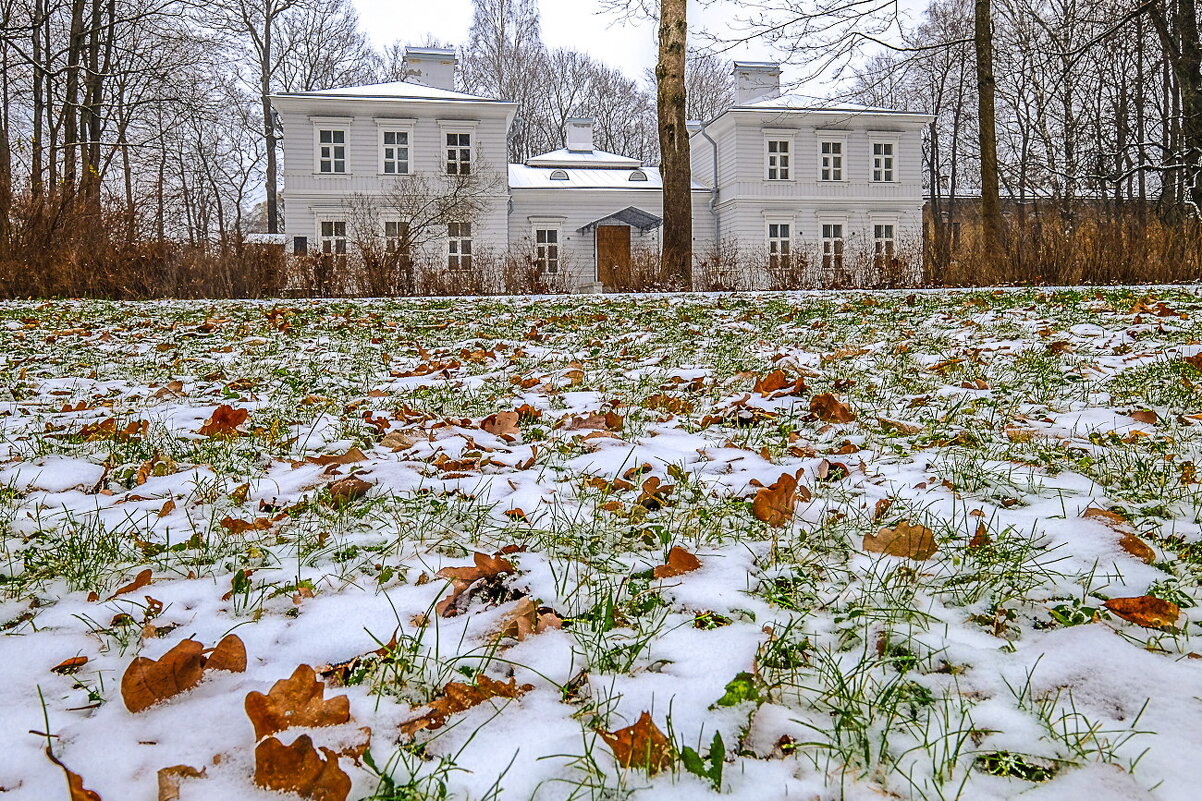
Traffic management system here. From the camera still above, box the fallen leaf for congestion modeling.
[1083,507,1156,563]
[205,634,247,673]
[653,546,701,578]
[810,393,856,423]
[51,656,89,675]
[196,405,249,437]
[1104,596,1180,628]
[253,735,351,801]
[108,568,152,600]
[1130,409,1158,425]
[968,522,991,548]
[46,748,102,801]
[877,417,922,435]
[752,471,809,527]
[157,764,205,801]
[121,639,206,713]
[305,447,367,467]
[435,552,517,617]
[328,476,373,504]
[753,369,791,396]
[400,674,532,738]
[493,596,563,642]
[244,664,351,740]
[157,499,176,518]
[864,521,939,560]
[599,711,674,774]
[219,516,273,535]
[481,411,520,436]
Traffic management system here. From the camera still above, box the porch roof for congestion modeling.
[578,207,664,234]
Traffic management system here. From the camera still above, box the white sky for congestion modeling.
[352,0,787,83]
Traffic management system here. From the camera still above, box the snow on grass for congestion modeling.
[2,288,1202,800]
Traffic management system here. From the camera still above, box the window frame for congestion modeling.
[870,136,899,183]
[533,226,562,274]
[317,129,347,174]
[384,220,411,254]
[873,221,898,268]
[820,220,846,272]
[310,117,353,175]
[318,219,348,254]
[766,220,793,270]
[765,138,792,181]
[443,131,473,176]
[819,140,846,182]
[447,221,473,271]
[375,118,415,176]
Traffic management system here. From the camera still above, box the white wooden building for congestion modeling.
[271,48,932,291]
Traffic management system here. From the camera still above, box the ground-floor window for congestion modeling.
[822,223,845,271]
[874,223,897,268]
[448,222,473,270]
[768,222,792,269]
[320,221,347,254]
[535,228,560,274]
[385,221,409,254]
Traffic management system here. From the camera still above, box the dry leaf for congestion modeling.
[810,393,856,423]
[157,764,205,801]
[1104,596,1180,628]
[305,447,367,467]
[108,568,152,600]
[435,551,517,617]
[400,674,531,738]
[1130,409,1158,425]
[753,369,791,396]
[752,471,809,527]
[244,664,351,740]
[481,411,520,436]
[864,521,939,560]
[1083,507,1156,564]
[877,417,922,435]
[52,656,89,675]
[205,634,247,673]
[46,749,102,801]
[599,711,674,774]
[380,431,417,451]
[968,522,991,548]
[493,597,563,642]
[253,735,351,801]
[121,639,206,713]
[157,499,176,518]
[328,476,373,504]
[196,405,249,437]
[653,546,701,578]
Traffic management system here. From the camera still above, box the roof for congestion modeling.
[525,148,643,169]
[728,93,932,118]
[272,81,507,104]
[508,164,710,191]
[578,207,663,233]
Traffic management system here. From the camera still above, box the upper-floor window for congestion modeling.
[874,223,896,267]
[318,130,346,174]
[382,131,410,175]
[768,223,791,269]
[446,133,472,175]
[320,220,347,254]
[448,222,472,270]
[820,141,844,181]
[535,228,560,274]
[766,140,791,180]
[822,223,845,270]
[872,142,896,182]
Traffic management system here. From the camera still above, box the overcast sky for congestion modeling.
[351,0,787,82]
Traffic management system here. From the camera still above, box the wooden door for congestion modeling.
[596,225,631,289]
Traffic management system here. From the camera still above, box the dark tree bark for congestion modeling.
[1150,0,1202,212]
[656,0,692,288]
[974,0,1004,257]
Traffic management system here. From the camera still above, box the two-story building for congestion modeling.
[271,48,932,292]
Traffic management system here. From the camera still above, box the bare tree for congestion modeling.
[656,0,692,286]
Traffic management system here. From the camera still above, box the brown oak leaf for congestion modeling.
[245,664,351,740]
[107,568,152,600]
[205,633,247,673]
[253,735,351,801]
[1083,507,1157,564]
[156,764,205,801]
[810,393,856,423]
[864,521,939,560]
[481,411,520,437]
[753,369,791,396]
[328,476,373,505]
[493,597,563,642]
[1104,596,1180,628]
[435,552,517,617]
[400,674,532,738]
[45,749,102,801]
[196,405,249,437]
[599,711,674,774]
[121,639,206,713]
[752,471,809,527]
[652,546,701,578]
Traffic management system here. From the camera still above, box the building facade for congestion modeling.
[271,49,932,292]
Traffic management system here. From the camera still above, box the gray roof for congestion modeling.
[578,207,663,233]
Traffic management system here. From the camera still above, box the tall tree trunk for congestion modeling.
[656,0,691,288]
[974,0,1004,257]
[63,0,88,195]
[1150,0,1202,213]
[30,0,45,198]
[262,2,279,234]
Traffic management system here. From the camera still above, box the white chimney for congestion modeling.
[404,47,458,91]
[733,61,782,105]
[566,117,595,152]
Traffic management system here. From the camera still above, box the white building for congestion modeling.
[271,48,932,291]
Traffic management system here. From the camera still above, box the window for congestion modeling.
[382,131,409,175]
[448,222,472,270]
[318,130,346,174]
[872,142,895,182]
[320,221,347,254]
[385,221,410,253]
[629,170,648,182]
[767,140,791,180]
[768,223,791,269]
[874,223,896,267]
[550,169,569,181]
[446,133,472,175]
[534,228,560,274]
[820,141,844,181]
[822,224,844,271]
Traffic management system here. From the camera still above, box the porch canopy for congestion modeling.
[578,206,663,234]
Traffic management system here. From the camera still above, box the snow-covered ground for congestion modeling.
[2,289,1202,800]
